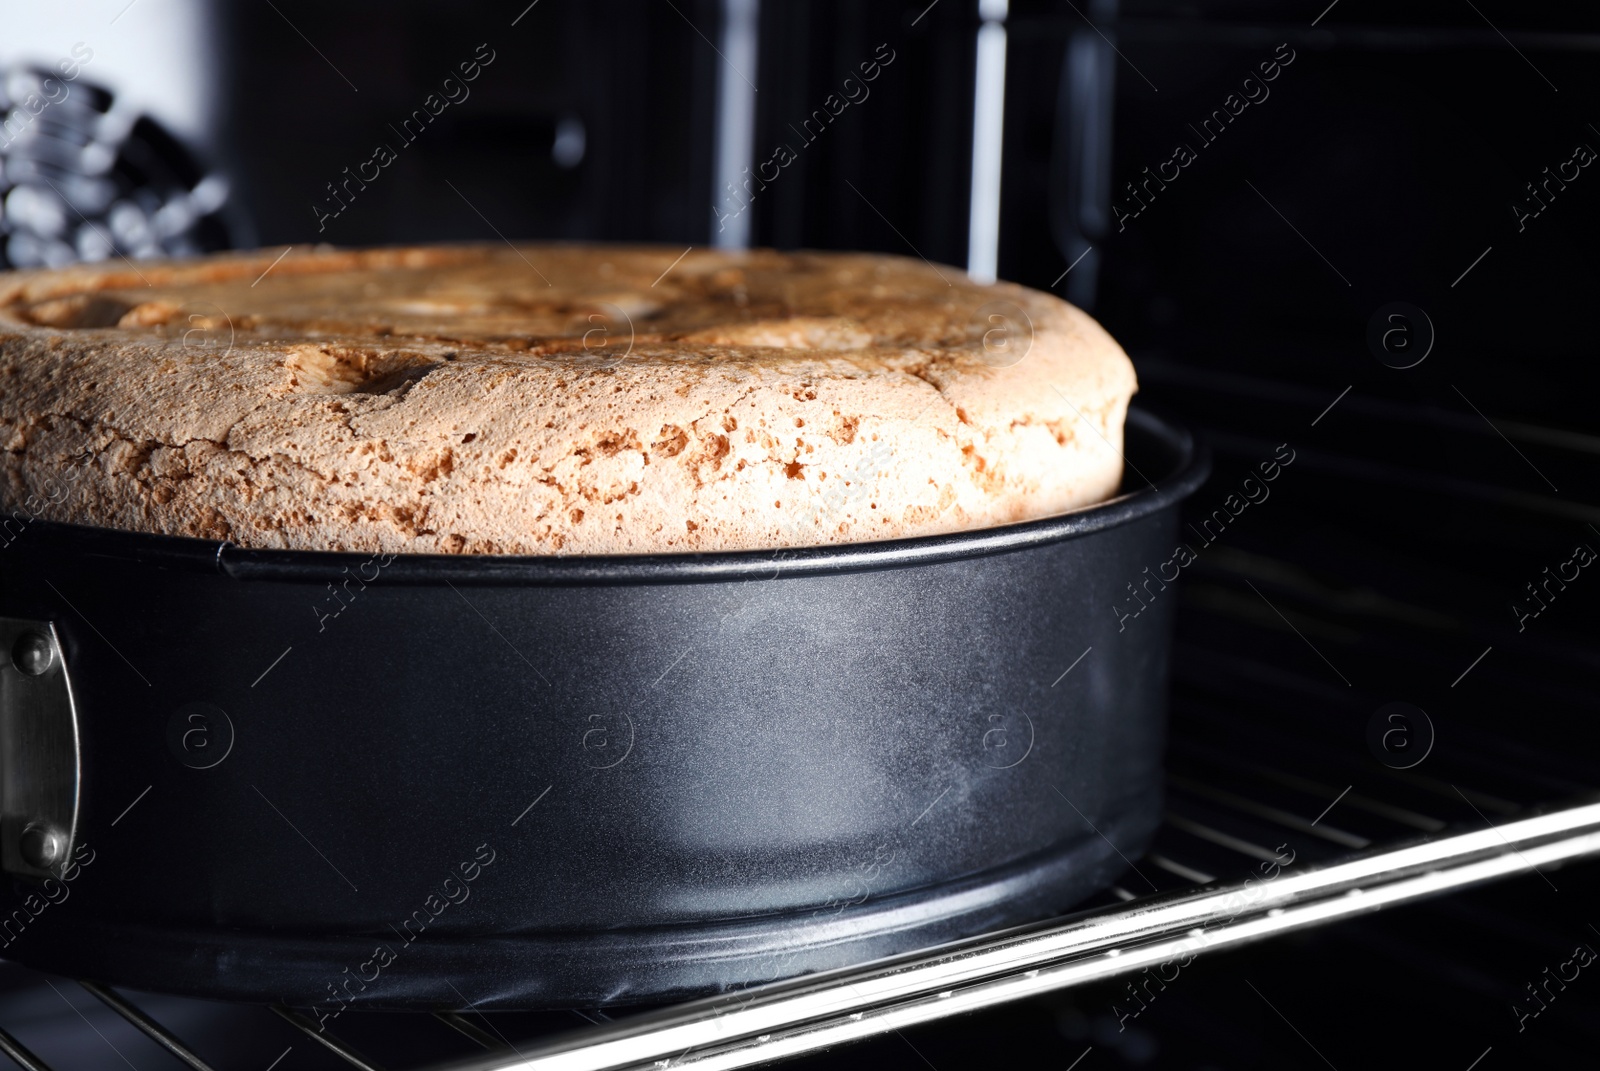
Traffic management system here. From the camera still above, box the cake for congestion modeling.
[0,244,1136,555]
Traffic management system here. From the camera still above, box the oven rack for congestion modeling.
[0,771,1592,1071]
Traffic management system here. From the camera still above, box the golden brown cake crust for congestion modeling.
[0,244,1136,555]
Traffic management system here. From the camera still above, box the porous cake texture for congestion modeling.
[0,245,1135,554]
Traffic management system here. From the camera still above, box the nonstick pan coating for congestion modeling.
[0,406,1207,1008]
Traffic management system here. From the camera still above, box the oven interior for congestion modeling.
[0,1,1597,1067]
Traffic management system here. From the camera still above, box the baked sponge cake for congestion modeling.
[0,245,1136,555]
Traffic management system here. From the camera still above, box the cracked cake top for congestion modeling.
[0,244,1136,555]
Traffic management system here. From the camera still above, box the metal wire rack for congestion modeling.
[0,741,1591,1070]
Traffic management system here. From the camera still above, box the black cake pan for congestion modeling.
[0,406,1207,1009]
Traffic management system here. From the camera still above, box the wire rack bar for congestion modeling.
[271,1005,385,1071]
[440,799,1600,1071]
[435,1012,510,1052]
[0,1027,53,1071]
[78,981,217,1071]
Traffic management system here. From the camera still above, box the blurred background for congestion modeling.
[2,1,1598,1067]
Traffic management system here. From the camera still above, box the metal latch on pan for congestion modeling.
[0,618,81,880]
